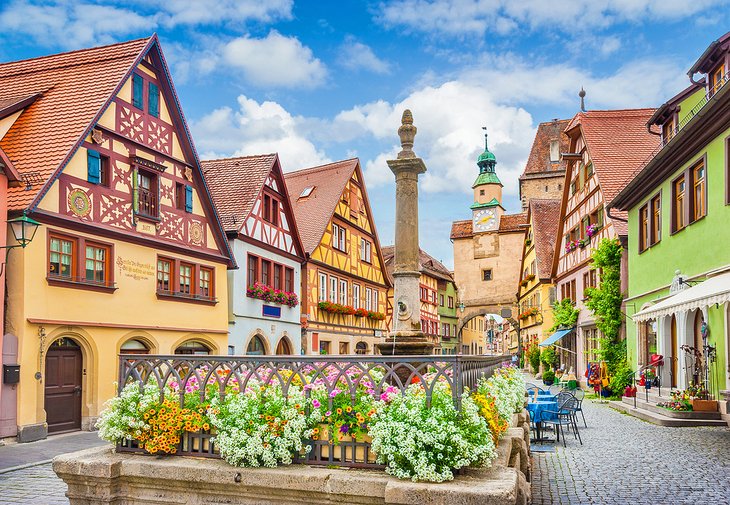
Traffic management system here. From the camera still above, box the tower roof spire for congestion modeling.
[476,125,496,171]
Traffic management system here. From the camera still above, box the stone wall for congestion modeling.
[53,411,532,505]
[519,174,565,210]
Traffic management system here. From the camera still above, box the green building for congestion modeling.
[611,31,730,396]
[438,275,459,355]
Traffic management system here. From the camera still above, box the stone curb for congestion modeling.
[0,459,53,475]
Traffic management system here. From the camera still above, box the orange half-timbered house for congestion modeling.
[285,159,390,355]
[203,154,305,356]
[551,109,656,380]
[0,36,234,442]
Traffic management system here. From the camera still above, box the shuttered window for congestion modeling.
[132,74,144,109]
[148,82,159,117]
[87,149,101,184]
[185,185,193,213]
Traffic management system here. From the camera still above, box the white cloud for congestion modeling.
[221,31,327,88]
[337,38,391,74]
[154,0,292,26]
[376,0,727,37]
[192,95,330,170]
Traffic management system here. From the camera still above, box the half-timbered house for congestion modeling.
[203,154,305,356]
[0,37,233,441]
[551,109,656,381]
[285,159,390,355]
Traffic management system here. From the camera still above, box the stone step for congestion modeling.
[625,388,672,403]
[610,401,729,427]
[621,396,723,420]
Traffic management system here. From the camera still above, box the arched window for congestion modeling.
[247,335,266,355]
[275,337,292,355]
[120,339,150,355]
[355,342,368,355]
[175,340,211,355]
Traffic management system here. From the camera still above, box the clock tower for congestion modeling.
[471,128,504,233]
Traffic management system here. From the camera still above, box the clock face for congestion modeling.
[473,209,497,231]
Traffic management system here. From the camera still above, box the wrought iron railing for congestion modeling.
[116,354,507,468]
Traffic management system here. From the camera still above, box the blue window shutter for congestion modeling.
[148,82,159,117]
[185,185,193,213]
[87,149,100,184]
[132,74,143,109]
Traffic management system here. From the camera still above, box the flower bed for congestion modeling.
[98,356,522,483]
[246,282,298,307]
[318,301,385,320]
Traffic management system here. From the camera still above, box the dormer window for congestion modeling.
[709,61,726,96]
[662,117,675,144]
[299,186,315,199]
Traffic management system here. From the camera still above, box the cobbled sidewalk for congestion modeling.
[0,463,69,505]
[531,396,730,505]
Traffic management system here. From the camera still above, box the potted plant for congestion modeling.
[687,383,718,412]
[642,368,656,389]
[542,370,555,386]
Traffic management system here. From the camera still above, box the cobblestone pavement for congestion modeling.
[531,397,730,505]
[0,463,69,504]
[0,431,106,472]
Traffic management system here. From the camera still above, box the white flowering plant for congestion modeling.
[208,383,319,468]
[96,382,159,443]
[477,366,526,424]
[368,381,496,482]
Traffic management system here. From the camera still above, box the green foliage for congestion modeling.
[542,370,555,384]
[608,356,633,396]
[528,345,541,374]
[540,346,557,369]
[550,298,580,332]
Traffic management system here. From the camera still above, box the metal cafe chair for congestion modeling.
[543,394,583,447]
[572,388,587,427]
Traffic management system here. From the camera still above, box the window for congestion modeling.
[672,174,686,232]
[137,170,158,218]
[639,194,662,252]
[247,335,266,356]
[285,267,294,293]
[651,195,661,244]
[274,264,282,290]
[339,279,348,305]
[330,276,338,302]
[157,258,172,292]
[482,269,492,281]
[87,150,109,186]
[365,287,373,311]
[549,140,560,162]
[332,223,346,252]
[299,186,315,199]
[709,62,726,96]
[261,260,271,286]
[355,342,367,354]
[319,340,330,355]
[49,235,75,279]
[248,255,259,286]
[663,118,675,143]
[353,284,361,309]
[583,269,597,289]
[448,296,454,309]
[585,162,593,178]
[590,205,604,229]
[561,280,577,303]
[199,267,213,299]
[132,73,143,109]
[360,238,372,263]
[480,189,485,196]
[639,205,649,252]
[175,183,193,213]
[692,162,706,221]
[372,289,379,311]
[339,342,349,354]
[339,226,346,251]
[319,272,327,300]
[84,243,109,284]
[148,82,159,118]
[263,193,279,226]
[175,340,211,355]
[179,263,193,294]
[530,260,536,276]
[439,294,445,306]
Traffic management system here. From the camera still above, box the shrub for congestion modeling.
[528,345,541,374]
[540,346,556,369]
[542,370,555,384]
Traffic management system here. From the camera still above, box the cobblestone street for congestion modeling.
[531,397,730,505]
[0,463,68,505]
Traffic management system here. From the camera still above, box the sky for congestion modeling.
[1,1,729,268]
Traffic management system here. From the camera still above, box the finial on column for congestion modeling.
[579,87,586,112]
[397,109,417,159]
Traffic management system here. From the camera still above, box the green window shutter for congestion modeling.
[185,185,193,213]
[148,82,159,117]
[132,168,139,213]
[87,149,100,184]
[132,74,143,109]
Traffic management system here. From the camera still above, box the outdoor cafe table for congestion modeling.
[527,397,558,442]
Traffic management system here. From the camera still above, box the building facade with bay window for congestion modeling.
[1,37,233,442]
[612,30,730,396]
[203,154,305,356]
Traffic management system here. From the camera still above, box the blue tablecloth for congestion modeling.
[527,399,558,423]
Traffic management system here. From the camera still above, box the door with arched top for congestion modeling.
[45,338,82,434]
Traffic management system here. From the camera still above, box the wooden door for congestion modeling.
[670,316,678,388]
[45,339,82,434]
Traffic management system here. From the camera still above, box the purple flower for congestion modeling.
[325,411,332,417]
[312,399,321,408]
[339,425,349,434]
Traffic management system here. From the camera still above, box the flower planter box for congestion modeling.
[313,424,376,464]
[691,399,718,412]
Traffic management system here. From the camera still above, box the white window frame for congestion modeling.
[332,224,340,250]
[353,284,361,309]
[365,287,373,311]
[318,272,327,301]
[339,279,348,305]
[339,226,346,252]
[330,275,338,302]
[549,140,560,162]
[372,289,378,311]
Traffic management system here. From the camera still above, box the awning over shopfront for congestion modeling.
[540,328,575,347]
[632,272,730,322]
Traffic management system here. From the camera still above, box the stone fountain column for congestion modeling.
[376,110,434,357]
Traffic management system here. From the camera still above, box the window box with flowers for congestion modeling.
[564,240,579,253]
[367,311,386,321]
[318,301,356,315]
[518,307,539,320]
[246,282,299,307]
[354,308,369,318]
[585,223,600,238]
[519,274,536,287]
[578,238,590,248]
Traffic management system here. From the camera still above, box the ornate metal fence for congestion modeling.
[117,354,509,468]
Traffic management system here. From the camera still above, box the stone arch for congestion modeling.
[457,305,514,335]
[245,333,270,356]
[275,335,293,355]
[116,330,159,355]
[170,334,219,355]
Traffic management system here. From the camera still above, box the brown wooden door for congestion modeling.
[45,339,82,434]
[670,316,678,388]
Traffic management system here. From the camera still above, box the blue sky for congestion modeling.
[1,1,728,268]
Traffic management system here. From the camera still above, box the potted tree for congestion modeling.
[542,370,555,386]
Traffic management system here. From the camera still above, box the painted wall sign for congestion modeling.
[262,305,281,319]
[116,257,155,281]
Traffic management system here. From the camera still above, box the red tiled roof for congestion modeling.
[529,199,561,279]
[498,212,528,232]
[0,37,152,210]
[566,109,657,236]
[450,219,473,239]
[202,154,277,233]
[521,119,570,177]
[381,245,453,283]
[284,159,359,254]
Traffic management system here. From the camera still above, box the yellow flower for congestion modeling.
[345,406,352,413]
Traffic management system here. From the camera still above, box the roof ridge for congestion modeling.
[286,158,358,177]
[0,36,151,68]
[582,108,656,114]
[201,153,276,163]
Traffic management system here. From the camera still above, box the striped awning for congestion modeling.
[632,272,730,322]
